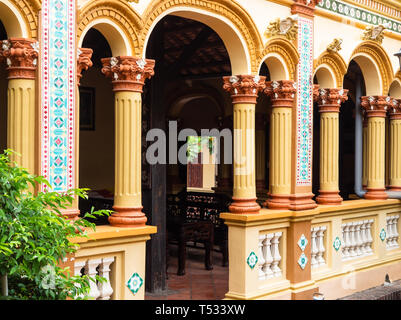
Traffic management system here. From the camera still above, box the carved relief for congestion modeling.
[77,48,93,86]
[362,24,387,44]
[223,75,266,104]
[264,80,297,101]
[317,88,349,112]
[327,38,343,53]
[361,95,391,117]
[265,17,298,41]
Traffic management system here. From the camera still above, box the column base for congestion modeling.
[60,208,80,221]
[289,193,317,211]
[229,198,260,214]
[364,188,389,200]
[388,186,401,192]
[264,194,291,210]
[109,206,148,227]
[316,191,343,205]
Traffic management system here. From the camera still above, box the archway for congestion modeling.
[144,14,239,299]
[389,79,401,98]
[77,28,115,224]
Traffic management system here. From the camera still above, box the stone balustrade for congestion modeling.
[311,226,327,268]
[341,219,374,261]
[386,215,400,250]
[258,232,283,281]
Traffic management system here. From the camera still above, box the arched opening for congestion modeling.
[77,28,115,224]
[0,1,27,38]
[0,18,7,154]
[144,14,243,299]
[389,79,401,99]
[315,65,336,88]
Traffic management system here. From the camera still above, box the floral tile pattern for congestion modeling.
[127,273,143,295]
[298,253,308,270]
[333,236,342,251]
[380,228,387,242]
[298,234,308,251]
[247,252,258,270]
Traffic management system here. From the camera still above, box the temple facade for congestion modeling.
[1,0,401,300]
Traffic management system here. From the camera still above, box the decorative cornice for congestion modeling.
[77,48,93,86]
[264,80,297,107]
[223,75,266,104]
[101,56,155,92]
[317,88,349,112]
[0,38,39,80]
[292,0,317,17]
[360,95,391,117]
[265,17,298,41]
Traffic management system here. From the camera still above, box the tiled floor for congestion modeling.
[146,244,228,300]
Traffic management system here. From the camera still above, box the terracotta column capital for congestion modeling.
[223,75,266,104]
[77,48,93,86]
[291,0,316,17]
[0,38,38,80]
[101,56,155,92]
[312,84,320,102]
[361,96,391,118]
[388,98,401,120]
[264,80,297,108]
[317,88,349,113]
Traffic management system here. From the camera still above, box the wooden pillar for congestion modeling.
[262,80,296,209]
[102,56,155,227]
[0,38,38,176]
[316,88,348,205]
[223,75,265,214]
[360,96,389,200]
[389,99,401,191]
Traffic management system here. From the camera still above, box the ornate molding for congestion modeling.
[101,56,155,92]
[0,38,38,79]
[9,0,39,38]
[223,75,266,104]
[388,98,401,120]
[327,38,343,53]
[351,41,393,95]
[317,88,349,112]
[265,17,298,41]
[77,48,93,86]
[259,38,299,81]
[314,50,347,88]
[362,24,388,44]
[139,0,263,74]
[360,95,391,117]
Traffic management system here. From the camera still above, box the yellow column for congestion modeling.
[361,96,389,200]
[102,56,155,227]
[0,38,38,175]
[316,88,348,205]
[223,75,265,214]
[263,81,296,209]
[389,99,401,191]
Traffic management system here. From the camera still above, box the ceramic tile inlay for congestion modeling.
[333,236,342,251]
[380,228,387,242]
[247,252,258,269]
[296,17,313,185]
[298,234,308,251]
[298,253,308,270]
[40,0,76,192]
[317,0,401,34]
[127,272,143,295]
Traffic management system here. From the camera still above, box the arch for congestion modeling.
[258,37,299,81]
[350,41,393,96]
[140,0,263,75]
[0,0,35,38]
[314,51,347,88]
[389,72,401,98]
[77,1,143,56]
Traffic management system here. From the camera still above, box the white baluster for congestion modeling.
[311,228,318,268]
[360,221,367,255]
[393,215,400,248]
[98,257,115,300]
[259,235,266,281]
[349,223,357,258]
[386,216,392,249]
[85,258,101,300]
[271,232,282,278]
[264,233,274,279]
[366,220,374,255]
[74,260,86,299]
[318,226,326,266]
[355,222,362,257]
[342,224,350,260]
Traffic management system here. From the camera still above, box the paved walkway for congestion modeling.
[146,244,228,300]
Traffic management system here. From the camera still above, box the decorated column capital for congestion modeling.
[223,75,266,104]
[388,98,401,120]
[317,88,349,113]
[0,38,39,79]
[101,56,155,92]
[264,80,297,107]
[361,96,391,118]
[313,84,320,103]
[77,48,93,86]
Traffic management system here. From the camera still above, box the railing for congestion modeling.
[258,232,283,280]
[311,226,327,268]
[74,257,115,300]
[341,219,374,261]
[386,214,400,250]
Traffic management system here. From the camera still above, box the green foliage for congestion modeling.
[186,136,215,163]
[0,150,111,300]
